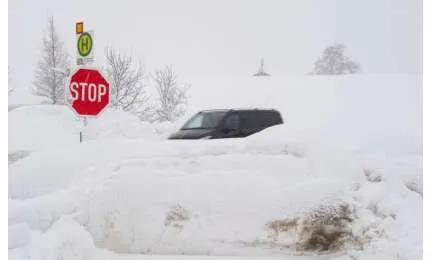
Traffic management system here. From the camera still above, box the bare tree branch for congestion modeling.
[149,65,190,122]
[104,47,149,114]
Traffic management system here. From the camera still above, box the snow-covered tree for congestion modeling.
[33,16,70,104]
[311,44,360,75]
[149,66,190,122]
[105,47,149,113]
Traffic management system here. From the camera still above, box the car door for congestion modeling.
[239,111,262,136]
[218,113,244,138]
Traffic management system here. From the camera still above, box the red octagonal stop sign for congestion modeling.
[68,68,110,116]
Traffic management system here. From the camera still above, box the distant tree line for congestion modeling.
[255,44,360,77]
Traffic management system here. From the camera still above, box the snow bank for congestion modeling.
[9,137,422,258]
[8,105,172,153]
[9,223,32,249]
[9,75,421,259]
[8,87,45,108]
[9,216,98,260]
[8,105,80,152]
[84,109,166,141]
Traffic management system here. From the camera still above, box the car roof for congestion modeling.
[199,109,230,113]
[200,108,279,113]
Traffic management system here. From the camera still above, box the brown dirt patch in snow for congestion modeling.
[266,202,362,252]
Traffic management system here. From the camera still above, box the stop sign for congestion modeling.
[68,68,110,116]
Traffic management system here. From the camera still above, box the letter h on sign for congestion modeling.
[77,32,93,58]
[81,38,88,51]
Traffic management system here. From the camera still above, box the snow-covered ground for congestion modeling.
[8,75,422,260]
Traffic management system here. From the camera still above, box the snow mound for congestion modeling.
[9,138,422,258]
[8,105,80,152]
[31,216,96,260]
[84,109,167,141]
[8,105,173,153]
[9,223,32,249]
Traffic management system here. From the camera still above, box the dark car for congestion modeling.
[168,108,283,140]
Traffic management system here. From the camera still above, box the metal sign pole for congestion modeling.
[80,116,88,143]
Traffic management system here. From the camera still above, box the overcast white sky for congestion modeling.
[9,0,422,91]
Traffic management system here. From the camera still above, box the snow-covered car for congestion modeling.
[168,108,284,139]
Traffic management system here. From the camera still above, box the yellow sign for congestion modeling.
[76,22,84,34]
[77,32,93,57]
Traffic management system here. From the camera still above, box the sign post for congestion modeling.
[69,22,110,142]
[79,117,88,143]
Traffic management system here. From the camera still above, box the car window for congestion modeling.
[239,111,282,129]
[182,111,227,129]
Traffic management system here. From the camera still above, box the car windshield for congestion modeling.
[181,111,228,130]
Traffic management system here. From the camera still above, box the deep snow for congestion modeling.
[8,75,422,260]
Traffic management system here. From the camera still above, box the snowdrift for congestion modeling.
[8,75,422,260]
[9,136,422,259]
[8,105,171,153]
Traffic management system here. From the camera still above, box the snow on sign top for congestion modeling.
[68,68,110,117]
